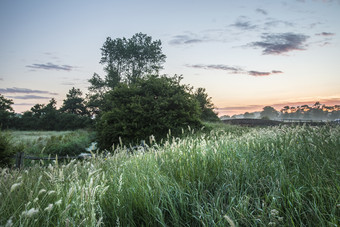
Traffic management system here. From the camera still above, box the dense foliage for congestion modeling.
[0,94,15,129]
[0,88,93,131]
[0,124,339,226]
[97,75,202,149]
[0,131,17,167]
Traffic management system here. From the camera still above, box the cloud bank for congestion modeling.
[186,64,283,77]
[250,33,309,55]
[168,35,205,45]
[231,20,257,30]
[6,95,51,100]
[0,87,58,95]
[26,62,74,71]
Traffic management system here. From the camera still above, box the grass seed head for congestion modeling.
[10,182,22,193]
[22,208,39,217]
[44,204,54,212]
[224,215,235,227]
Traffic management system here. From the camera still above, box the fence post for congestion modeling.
[15,152,24,169]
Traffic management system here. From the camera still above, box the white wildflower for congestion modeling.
[268,222,276,226]
[10,182,22,192]
[44,204,53,212]
[38,189,46,195]
[22,208,39,217]
[278,217,284,222]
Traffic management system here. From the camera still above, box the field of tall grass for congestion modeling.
[0,124,339,226]
[8,130,95,158]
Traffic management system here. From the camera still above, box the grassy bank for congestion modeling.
[0,124,339,226]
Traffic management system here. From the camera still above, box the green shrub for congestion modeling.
[0,131,15,167]
[97,75,202,149]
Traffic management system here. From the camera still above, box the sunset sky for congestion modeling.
[1,0,339,116]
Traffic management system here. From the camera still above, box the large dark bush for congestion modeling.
[97,75,202,149]
[0,131,16,167]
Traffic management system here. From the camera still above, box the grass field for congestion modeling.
[0,124,339,226]
[6,130,95,157]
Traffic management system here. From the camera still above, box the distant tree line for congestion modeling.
[0,88,93,130]
[220,102,340,121]
[280,102,340,120]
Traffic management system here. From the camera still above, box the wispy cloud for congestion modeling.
[61,82,76,86]
[187,64,243,74]
[315,32,335,36]
[186,64,283,77]
[231,20,257,30]
[26,62,74,71]
[216,105,262,111]
[256,8,268,15]
[7,95,51,100]
[247,71,271,76]
[250,32,309,55]
[264,19,294,29]
[168,34,205,45]
[0,78,3,81]
[0,87,58,95]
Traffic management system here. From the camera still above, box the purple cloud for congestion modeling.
[250,33,309,55]
[0,87,58,95]
[26,62,74,71]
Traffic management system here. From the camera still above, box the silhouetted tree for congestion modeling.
[0,94,14,129]
[193,88,219,122]
[100,32,166,84]
[87,33,166,116]
[60,87,87,115]
[260,106,278,120]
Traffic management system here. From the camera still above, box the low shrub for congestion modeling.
[0,131,17,167]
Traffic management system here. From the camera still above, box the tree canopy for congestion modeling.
[100,32,166,85]
[0,94,15,129]
[260,106,279,120]
[193,88,219,122]
[60,87,88,116]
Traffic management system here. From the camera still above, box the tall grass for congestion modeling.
[8,130,95,157]
[0,124,339,226]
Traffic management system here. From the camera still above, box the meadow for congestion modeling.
[0,123,339,226]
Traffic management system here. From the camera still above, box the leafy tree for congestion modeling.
[60,87,87,115]
[87,33,166,116]
[260,106,278,120]
[193,88,219,122]
[97,75,202,150]
[40,98,59,130]
[0,94,15,129]
[100,32,166,84]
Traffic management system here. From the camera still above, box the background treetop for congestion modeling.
[100,32,166,86]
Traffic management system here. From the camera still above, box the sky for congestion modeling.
[1,0,339,116]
